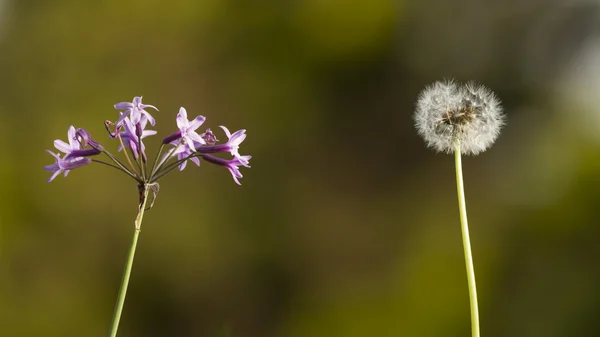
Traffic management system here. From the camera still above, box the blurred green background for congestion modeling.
[2,0,600,336]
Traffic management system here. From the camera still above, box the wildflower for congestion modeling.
[45,93,252,337]
[45,95,250,185]
[115,96,158,126]
[118,115,157,161]
[414,81,504,155]
[64,128,103,160]
[44,151,91,182]
[162,107,206,148]
[53,126,82,157]
[195,126,248,163]
[200,154,252,185]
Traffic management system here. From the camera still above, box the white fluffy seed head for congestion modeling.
[414,80,505,155]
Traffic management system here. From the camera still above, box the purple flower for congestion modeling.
[44,150,91,182]
[74,128,103,151]
[200,154,251,185]
[162,107,206,148]
[118,115,157,161]
[53,126,81,156]
[115,96,158,126]
[195,126,248,164]
[64,128,103,160]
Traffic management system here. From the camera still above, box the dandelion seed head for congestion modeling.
[414,80,504,155]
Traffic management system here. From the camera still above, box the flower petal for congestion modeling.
[188,115,206,131]
[114,102,133,110]
[47,170,62,182]
[176,108,188,129]
[53,140,72,154]
[219,126,232,138]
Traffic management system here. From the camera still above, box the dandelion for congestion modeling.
[44,96,251,337]
[414,81,504,155]
[414,80,505,337]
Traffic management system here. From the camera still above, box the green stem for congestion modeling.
[454,144,480,337]
[108,186,150,337]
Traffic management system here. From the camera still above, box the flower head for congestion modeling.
[115,96,158,126]
[45,95,250,185]
[414,80,504,155]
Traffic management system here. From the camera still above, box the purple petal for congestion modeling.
[116,111,131,126]
[141,104,158,111]
[227,166,243,185]
[53,140,72,154]
[188,115,206,131]
[114,102,133,110]
[187,132,205,145]
[229,130,247,146]
[62,158,91,170]
[67,126,78,148]
[46,150,61,160]
[47,170,62,182]
[237,155,252,167]
[178,160,188,171]
[43,163,59,172]
[190,157,201,167]
[219,126,232,138]
[176,108,188,129]
[130,111,141,125]
[143,112,156,126]
[143,130,157,137]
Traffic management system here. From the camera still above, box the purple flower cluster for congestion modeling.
[44,97,251,185]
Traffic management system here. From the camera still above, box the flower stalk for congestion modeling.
[454,142,479,337]
[108,185,149,337]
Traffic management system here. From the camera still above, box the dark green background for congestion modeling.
[2,1,600,336]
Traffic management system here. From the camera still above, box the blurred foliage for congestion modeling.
[1,0,600,336]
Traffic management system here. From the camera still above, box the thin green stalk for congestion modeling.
[454,143,480,337]
[150,141,184,180]
[108,186,149,337]
[91,159,139,182]
[149,143,165,179]
[100,150,139,180]
[149,153,195,183]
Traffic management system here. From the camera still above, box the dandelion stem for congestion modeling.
[108,185,149,337]
[454,143,480,337]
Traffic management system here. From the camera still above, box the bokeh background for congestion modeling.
[2,1,600,336]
